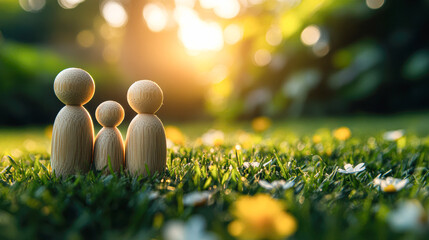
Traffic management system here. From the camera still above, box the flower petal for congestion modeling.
[394,179,409,191]
[344,164,353,170]
[282,181,295,190]
[242,162,250,168]
[271,180,286,188]
[258,180,274,190]
[354,163,365,170]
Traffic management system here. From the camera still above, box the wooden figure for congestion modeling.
[125,80,166,177]
[94,101,125,173]
[51,68,95,177]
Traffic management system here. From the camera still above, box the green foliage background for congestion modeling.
[1,0,429,124]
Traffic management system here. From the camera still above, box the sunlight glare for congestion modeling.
[254,49,272,66]
[179,21,224,53]
[101,1,128,28]
[366,0,384,9]
[300,25,321,46]
[175,6,224,52]
[224,24,243,45]
[58,0,85,9]
[213,0,241,19]
[143,3,168,32]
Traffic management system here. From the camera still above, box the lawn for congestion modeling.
[1,113,429,240]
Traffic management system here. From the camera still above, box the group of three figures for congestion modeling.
[50,68,166,177]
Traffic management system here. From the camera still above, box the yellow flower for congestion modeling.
[228,194,297,239]
[312,134,322,143]
[165,126,185,145]
[333,127,351,141]
[252,117,272,132]
[44,125,53,139]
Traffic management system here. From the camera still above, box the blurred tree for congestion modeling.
[1,0,429,125]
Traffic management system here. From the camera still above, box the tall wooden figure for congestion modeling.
[125,80,166,177]
[51,68,95,177]
[94,101,125,173]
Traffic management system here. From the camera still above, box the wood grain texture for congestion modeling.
[51,106,94,177]
[125,114,166,177]
[95,101,124,127]
[127,80,163,114]
[54,68,95,106]
[94,127,125,173]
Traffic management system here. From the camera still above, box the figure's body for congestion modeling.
[125,80,166,177]
[94,101,125,173]
[126,114,166,175]
[51,68,95,177]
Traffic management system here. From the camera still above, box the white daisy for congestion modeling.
[338,163,366,174]
[163,215,218,240]
[258,179,295,190]
[387,200,428,232]
[373,175,409,192]
[183,191,212,206]
[243,161,260,168]
[201,129,224,146]
[383,129,405,141]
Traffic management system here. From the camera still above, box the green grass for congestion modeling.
[1,114,429,240]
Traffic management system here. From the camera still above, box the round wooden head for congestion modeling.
[127,80,163,114]
[54,68,95,106]
[96,101,125,127]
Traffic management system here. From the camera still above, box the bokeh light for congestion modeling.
[312,41,330,57]
[224,24,243,45]
[76,30,95,48]
[254,49,272,67]
[101,1,128,28]
[143,3,169,32]
[99,23,117,40]
[58,0,85,9]
[19,0,46,12]
[300,25,321,46]
[208,64,228,83]
[199,0,217,9]
[175,0,196,8]
[366,0,385,10]
[266,25,283,46]
[3,0,428,123]
[213,0,241,19]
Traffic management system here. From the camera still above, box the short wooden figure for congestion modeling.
[94,101,125,173]
[51,68,95,177]
[125,80,167,177]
